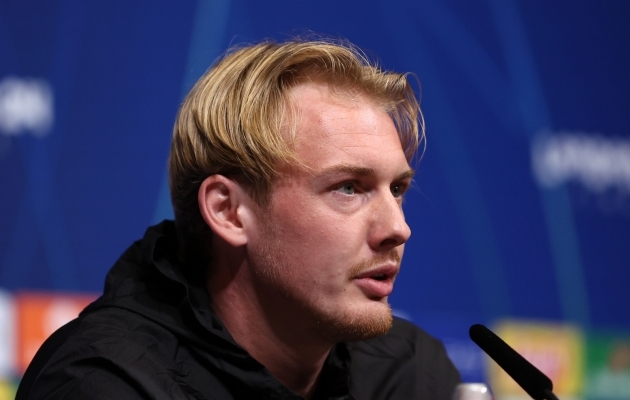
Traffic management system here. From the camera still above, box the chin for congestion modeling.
[314,301,394,343]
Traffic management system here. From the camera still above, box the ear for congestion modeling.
[198,175,251,247]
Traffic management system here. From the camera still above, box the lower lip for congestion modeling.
[353,277,394,298]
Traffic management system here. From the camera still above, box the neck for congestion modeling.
[207,258,332,399]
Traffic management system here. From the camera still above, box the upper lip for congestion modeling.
[354,264,399,280]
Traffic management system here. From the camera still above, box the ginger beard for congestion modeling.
[250,208,396,344]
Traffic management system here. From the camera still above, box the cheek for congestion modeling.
[270,200,358,273]
[273,197,350,247]
[269,182,374,257]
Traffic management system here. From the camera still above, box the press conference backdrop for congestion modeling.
[1,1,629,398]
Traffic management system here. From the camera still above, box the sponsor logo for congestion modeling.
[532,131,630,194]
[0,291,15,380]
[487,320,583,399]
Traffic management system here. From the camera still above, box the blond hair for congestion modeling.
[168,39,423,262]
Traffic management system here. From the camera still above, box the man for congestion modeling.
[17,39,461,399]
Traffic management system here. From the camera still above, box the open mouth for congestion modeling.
[371,273,387,281]
[352,264,398,297]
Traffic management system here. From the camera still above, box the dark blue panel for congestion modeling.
[0,0,629,333]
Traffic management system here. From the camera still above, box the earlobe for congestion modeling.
[198,175,249,247]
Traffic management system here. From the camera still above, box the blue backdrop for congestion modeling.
[1,0,629,364]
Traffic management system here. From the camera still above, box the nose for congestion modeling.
[368,190,411,251]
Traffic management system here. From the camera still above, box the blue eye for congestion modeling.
[391,184,405,198]
[338,182,355,195]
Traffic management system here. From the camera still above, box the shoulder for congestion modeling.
[16,307,196,400]
[348,317,461,399]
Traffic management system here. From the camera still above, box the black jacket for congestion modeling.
[17,221,461,399]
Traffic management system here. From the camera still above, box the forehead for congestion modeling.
[284,82,408,172]
[287,81,386,130]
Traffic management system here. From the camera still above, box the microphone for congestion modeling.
[452,383,492,400]
[469,324,560,400]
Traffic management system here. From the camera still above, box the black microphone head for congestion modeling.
[469,324,553,400]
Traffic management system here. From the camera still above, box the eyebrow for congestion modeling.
[318,164,415,181]
[395,169,416,181]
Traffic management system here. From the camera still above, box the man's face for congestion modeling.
[246,82,413,343]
